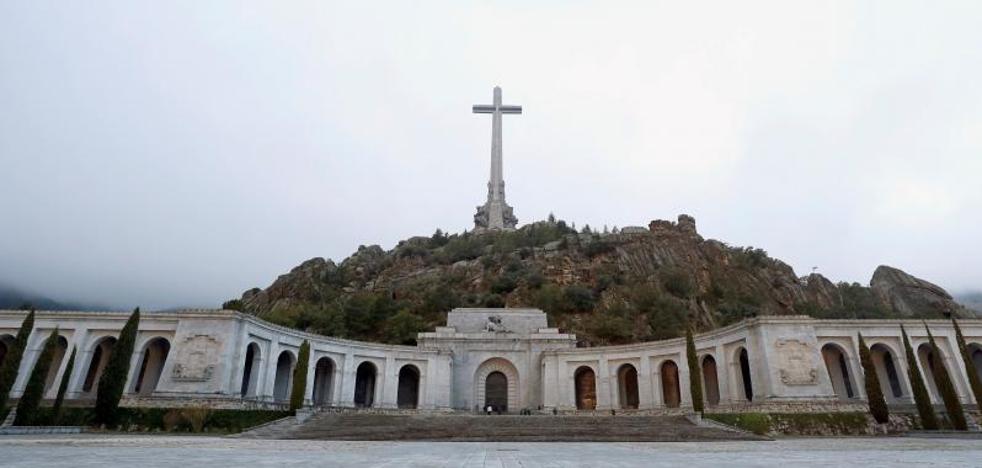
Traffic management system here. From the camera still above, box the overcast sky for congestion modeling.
[1,1,980,310]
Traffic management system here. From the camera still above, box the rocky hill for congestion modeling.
[229,215,973,346]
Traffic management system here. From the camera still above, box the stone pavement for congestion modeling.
[1,435,981,467]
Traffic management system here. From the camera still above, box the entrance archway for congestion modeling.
[240,342,261,397]
[917,343,947,403]
[474,358,519,414]
[661,360,680,408]
[736,347,753,401]
[485,371,508,412]
[617,363,639,409]
[354,361,377,407]
[312,357,335,406]
[821,343,855,400]
[42,335,69,396]
[132,337,170,395]
[272,350,296,402]
[702,355,720,406]
[574,366,597,410]
[397,365,420,409]
[0,334,15,369]
[82,336,117,396]
[870,343,904,400]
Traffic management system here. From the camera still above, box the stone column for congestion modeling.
[679,353,692,408]
[715,344,731,405]
[65,328,89,399]
[338,352,356,407]
[304,352,317,407]
[596,357,612,410]
[381,356,397,408]
[262,340,280,402]
[638,356,654,410]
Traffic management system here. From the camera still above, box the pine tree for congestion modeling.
[951,319,982,409]
[94,308,140,428]
[685,328,704,413]
[925,323,967,430]
[14,327,59,426]
[52,347,76,425]
[290,340,310,411]
[902,325,938,430]
[857,333,889,424]
[0,310,35,414]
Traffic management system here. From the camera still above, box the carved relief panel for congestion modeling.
[774,338,818,385]
[171,334,222,382]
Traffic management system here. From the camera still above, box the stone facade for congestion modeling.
[2,309,981,414]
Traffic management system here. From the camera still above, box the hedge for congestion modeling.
[25,407,291,433]
[706,412,871,436]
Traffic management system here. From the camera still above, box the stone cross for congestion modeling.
[472,86,521,230]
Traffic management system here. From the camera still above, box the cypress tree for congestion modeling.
[902,325,938,430]
[52,346,76,425]
[925,323,967,430]
[95,308,140,428]
[14,327,59,426]
[951,319,982,409]
[857,333,889,424]
[290,340,310,411]
[0,310,35,414]
[685,328,704,413]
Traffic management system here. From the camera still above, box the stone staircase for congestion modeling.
[237,412,767,442]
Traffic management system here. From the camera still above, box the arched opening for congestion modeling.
[474,358,519,413]
[312,357,335,406]
[968,344,982,383]
[0,334,14,368]
[917,343,947,403]
[821,343,855,400]
[736,347,753,402]
[43,335,69,395]
[354,361,377,408]
[573,366,597,410]
[132,337,170,395]
[397,365,420,409]
[240,343,261,397]
[870,343,903,399]
[272,350,296,402]
[661,360,681,408]
[617,363,640,409]
[485,371,508,413]
[702,355,720,407]
[82,336,117,395]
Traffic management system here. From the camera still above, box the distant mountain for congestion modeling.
[955,291,982,316]
[0,282,105,311]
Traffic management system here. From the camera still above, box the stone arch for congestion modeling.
[573,366,597,410]
[240,342,262,397]
[82,336,117,395]
[312,356,335,406]
[42,335,69,396]
[661,360,681,408]
[870,343,904,400]
[0,334,15,368]
[616,363,640,409]
[917,343,947,403]
[132,337,170,395]
[967,343,982,384]
[354,361,378,408]
[821,343,855,400]
[474,358,519,413]
[397,364,421,409]
[701,355,720,407]
[735,347,753,402]
[272,350,296,402]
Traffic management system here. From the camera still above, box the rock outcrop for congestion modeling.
[234,215,969,344]
[870,265,970,318]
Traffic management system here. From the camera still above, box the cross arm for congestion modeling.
[472,105,495,114]
[499,105,522,114]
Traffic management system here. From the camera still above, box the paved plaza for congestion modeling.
[0,435,981,467]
